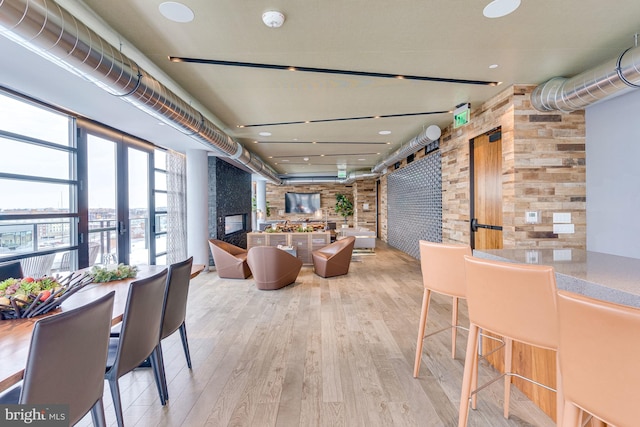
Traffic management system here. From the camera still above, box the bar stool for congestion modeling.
[413,241,471,378]
[557,290,640,427]
[458,256,563,426]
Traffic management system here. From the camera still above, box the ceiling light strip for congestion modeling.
[273,152,379,159]
[169,57,499,86]
[239,110,451,128]
[256,141,389,145]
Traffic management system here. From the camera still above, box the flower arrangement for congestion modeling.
[88,264,137,283]
[0,273,93,319]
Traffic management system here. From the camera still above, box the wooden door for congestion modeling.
[470,129,561,421]
[470,130,503,250]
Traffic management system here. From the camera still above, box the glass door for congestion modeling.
[126,146,151,265]
[87,134,118,266]
[84,128,155,267]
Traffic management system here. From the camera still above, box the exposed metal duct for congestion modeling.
[280,171,379,186]
[0,0,282,184]
[371,124,441,174]
[280,124,441,185]
[531,43,640,112]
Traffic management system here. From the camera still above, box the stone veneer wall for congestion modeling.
[378,84,586,249]
[208,158,252,264]
[378,176,388,242]
[353,179,376,229]
[265,182,377,231]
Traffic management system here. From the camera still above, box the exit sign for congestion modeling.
[453,103,470,128]
[337,170,347,178]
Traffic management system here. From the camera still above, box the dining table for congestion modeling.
[0,263,205,393]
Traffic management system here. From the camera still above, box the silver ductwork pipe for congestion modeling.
[0,0,281,184]
[372,124,441,174]
[531,44,640,112]
[280,171,380,186]
[280,177,345,185]
[339,171,379,184]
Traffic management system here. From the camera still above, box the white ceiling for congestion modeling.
[3,0,640,179]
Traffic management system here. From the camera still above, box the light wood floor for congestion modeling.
[79,242,554,427]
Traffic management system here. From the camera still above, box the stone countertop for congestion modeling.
[473,249,640,308]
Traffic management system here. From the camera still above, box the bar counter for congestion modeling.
[474,248,640,308]
[473,248,639,423]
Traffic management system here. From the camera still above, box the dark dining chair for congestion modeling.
[0,261,24,281]
[104,269,168,427]
[156,256,194,401]
[0,291,115,427]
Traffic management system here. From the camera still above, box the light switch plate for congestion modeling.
[553,223,575,234]
[553,212,571,223]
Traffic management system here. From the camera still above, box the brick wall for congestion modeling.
[353,179,376,229]
[266,181,379,231]
[438,84,586,248]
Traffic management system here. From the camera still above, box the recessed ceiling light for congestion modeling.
[483,0,521,18]
[282,159,289,162]
[303,157,309,161]
[358,158,366,161]
[489,64,499,69]
[159,2,194,23]
[258,131,272,136]
[379,130,392,135]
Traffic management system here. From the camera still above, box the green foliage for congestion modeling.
[252,196,271,217]
[89,264,138,283]
[334,193,354,221]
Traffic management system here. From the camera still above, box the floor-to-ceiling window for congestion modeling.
[0,90,78,276]
[86,133,118,266]
[79,121,158,267]
[0,89,173,274]
[154,149,168,265]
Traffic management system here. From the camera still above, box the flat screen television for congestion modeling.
[285,192,321,214]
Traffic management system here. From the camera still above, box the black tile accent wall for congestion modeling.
[207,158,252,265]
[387,151,442,259]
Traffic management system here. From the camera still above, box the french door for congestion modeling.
[84,126,154,266]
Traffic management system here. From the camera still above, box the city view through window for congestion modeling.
[0,91,165,272]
